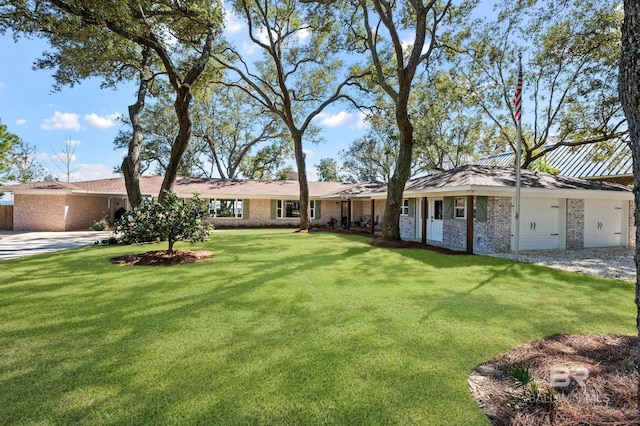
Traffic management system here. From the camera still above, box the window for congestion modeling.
[276,200,316,219]
[434,200,443,220]
[454,197,466,219]
[400,199,410,216]
[209,198,243,218]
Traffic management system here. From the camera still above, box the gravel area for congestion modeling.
[488,247,636,282]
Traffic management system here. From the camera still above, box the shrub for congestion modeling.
[90,217,110,231]
[115,190,212,252]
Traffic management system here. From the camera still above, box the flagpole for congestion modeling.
[515,53,523,263]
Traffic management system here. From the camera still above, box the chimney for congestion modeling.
[287,171,299,181]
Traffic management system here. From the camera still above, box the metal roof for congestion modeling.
[477,141,632,179]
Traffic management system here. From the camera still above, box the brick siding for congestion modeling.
[566,199,584,249]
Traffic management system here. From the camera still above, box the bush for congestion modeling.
[90,217,110,231]
[115,190,212,252]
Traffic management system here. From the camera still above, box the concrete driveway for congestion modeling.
[0,231,112,261]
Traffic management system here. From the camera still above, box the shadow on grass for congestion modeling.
[0,230,634,424]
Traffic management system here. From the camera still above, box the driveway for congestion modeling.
[0,231,112,261]
[489,247,635,282]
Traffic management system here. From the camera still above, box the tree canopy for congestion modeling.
[458,0,624,168]
[216,0,365,229]
[1,0,224,202]
[343,0,466,240]
[0,120,18,177]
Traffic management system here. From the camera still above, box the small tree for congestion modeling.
[115,190,211,253]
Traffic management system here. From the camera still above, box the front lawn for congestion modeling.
[0,230,635,424]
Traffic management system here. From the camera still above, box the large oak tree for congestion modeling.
[346,0,461,241]
[216,0,365,230]
[0,0,223,202]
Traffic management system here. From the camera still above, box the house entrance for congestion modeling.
[427,198,443,242]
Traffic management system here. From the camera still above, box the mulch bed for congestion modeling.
[110,250,212,266]
[321,227,468,254]
[468,334,639,425]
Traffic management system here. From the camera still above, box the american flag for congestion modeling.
[513,58,523,121]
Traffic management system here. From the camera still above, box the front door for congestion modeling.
[428,198,443,242]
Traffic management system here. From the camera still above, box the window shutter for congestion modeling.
[270,200,277,219]
[408,199,415,217]
[315,200,321,219]
[443,197,454,219]
[476,196,487,222]
[243,199,250,220]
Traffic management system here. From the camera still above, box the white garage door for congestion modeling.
[584,200,624,248]
[512,198,565,250]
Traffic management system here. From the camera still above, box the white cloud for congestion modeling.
[256,27,271,44]
[317,111,353,127]
[400,36,430,56]
[84,113,120,129]
[297,27,311,44]
[303,149,315,158]
[76,164,119,181]
[15,119,26,125]
[224,8,244,33]
[355,112,369,129]
[241,41,257,55]
[50,153,77,162]
[41,111,81,131]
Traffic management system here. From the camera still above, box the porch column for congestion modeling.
[347,198,352,230]
[370,199,375,235]
[466,195,474,254]
[421,197,427,244]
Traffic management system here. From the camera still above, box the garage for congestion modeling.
[512,198,566,250]
[584,199,626,248]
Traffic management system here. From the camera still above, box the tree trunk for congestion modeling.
[121,66,150,209]
[619,0,640,370]
[292,130,310,230]
[160,84,193,201]
[382,103,414,241]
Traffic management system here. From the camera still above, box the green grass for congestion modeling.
[0,229,635,425]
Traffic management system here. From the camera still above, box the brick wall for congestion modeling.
[566,199,584,249]
[443,218,466,250]
[488,196,512,253]
[473,196,512,254]
[400,216,416,240]
[65,195,111,230]
[14,194,67,231]
[352,200,364,222]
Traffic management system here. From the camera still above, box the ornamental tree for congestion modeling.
[115,190,211,253]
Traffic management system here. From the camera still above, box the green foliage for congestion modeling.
[508,363,556,404]
[0,119,18,175]
[90,217,111,231]
[115,190,211,252]
[315,158,340,182]
[340,105,403,182]
[2,138,49,183]
[458,0,624,168]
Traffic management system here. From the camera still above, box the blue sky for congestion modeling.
[0,8,370,185]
